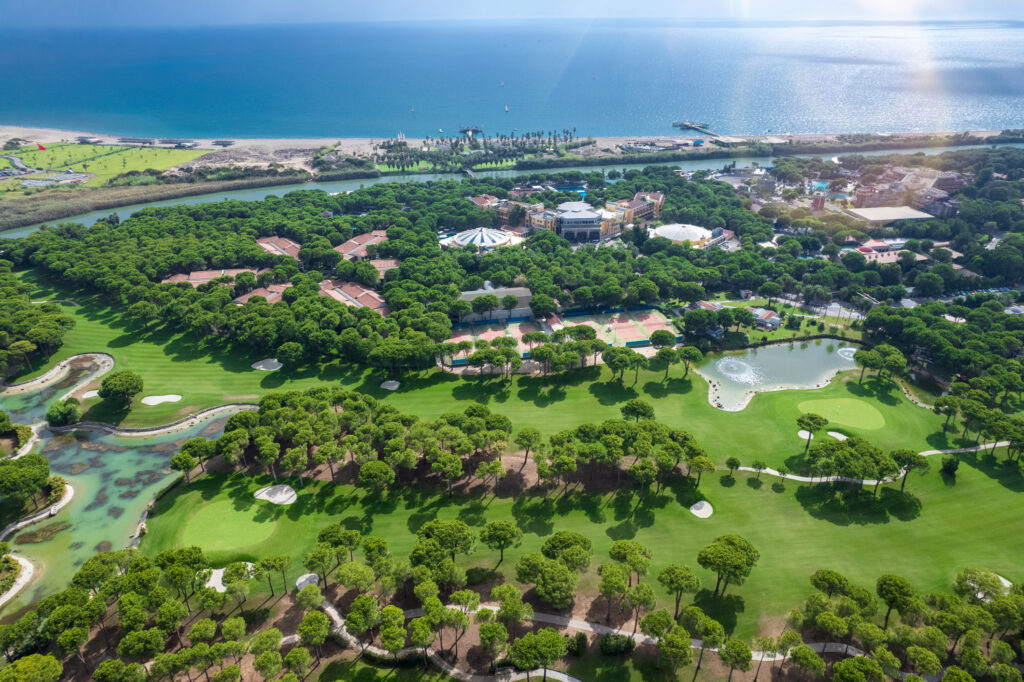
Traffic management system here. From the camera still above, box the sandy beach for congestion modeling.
[2,123,1007,167]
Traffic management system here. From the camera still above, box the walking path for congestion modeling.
[49,403,258,438]
[0,352,114,397]
[0,483,75,543]
[0,555,34,610]
[737,441,1012,485]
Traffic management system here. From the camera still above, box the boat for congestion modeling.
[438,128,444,134]
[505,105,509,113]
[410,106,415,113]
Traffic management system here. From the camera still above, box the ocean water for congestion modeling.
[1,21,1023,138]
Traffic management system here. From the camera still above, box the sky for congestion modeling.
[2,0,1022,27]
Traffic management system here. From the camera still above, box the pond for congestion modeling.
[696,340,858,411]
[0,358,231,616]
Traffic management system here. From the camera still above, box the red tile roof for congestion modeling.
[334,230,389,260]
[161,268,267,286]
[256,236,302,260]
[318,279,389,315]
[233,283,292,305]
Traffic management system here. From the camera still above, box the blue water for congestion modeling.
[2,21,1024,138]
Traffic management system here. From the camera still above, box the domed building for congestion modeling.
[651,223,729,249]
[440,226,524,251]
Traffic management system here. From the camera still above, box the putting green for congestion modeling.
[797,398,886,430]
[179,499,278,551]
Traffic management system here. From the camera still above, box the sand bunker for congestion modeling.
[82,390,99,399]
[206,562,254,593]
[380,380,400,391]
[252,358,283,371]
[689,500,713,518]
[827,431,848,441]
[254,484,297,505]
[141,395,182,406]
[797,430,814,441]
[296,573,319,591]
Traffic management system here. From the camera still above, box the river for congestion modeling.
[3,142,1021,240]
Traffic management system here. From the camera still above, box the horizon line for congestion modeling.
[3,17,1024,29]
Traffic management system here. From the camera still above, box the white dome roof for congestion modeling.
[653,223,712,243]
[447,227,520,248]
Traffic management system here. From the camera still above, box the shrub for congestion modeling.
[598,634,636,655]
[565,632,588,656]
[12,424,33,448]
[46,476,67,505]
[941,455,960,476]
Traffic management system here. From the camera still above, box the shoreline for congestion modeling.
[0,123,1010,156]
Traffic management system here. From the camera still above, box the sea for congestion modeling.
[1,20,1024,139]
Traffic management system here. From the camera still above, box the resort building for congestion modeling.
[162,268,268,286]
[440,227,525,251]
[256,236,302,260]
[652,223,732,249]
[458,286,534,321]
[844,206,934,225]
[233,283,293,305]
[693,300,724,312]
[318,279,389,315]
[633,192,665,218]
[334,230,389,261]
[748,307,781,329]
[368,258,400,280]
[554,201,603,241]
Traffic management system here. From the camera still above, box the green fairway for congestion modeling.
[178,499,280,552]
[17,269,964,471]
[797,397,886,430]
[144,447,1024,641]
[11,143,206,185]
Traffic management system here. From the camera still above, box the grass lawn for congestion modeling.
[16,269,963,469]
[796,398,886,430]
[10,143,206,186]
[143,445,1024,642]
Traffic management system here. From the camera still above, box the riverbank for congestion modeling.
[2,123,1022,232]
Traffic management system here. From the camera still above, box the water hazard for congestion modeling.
[697,340,858,411]
[0,359,231,615]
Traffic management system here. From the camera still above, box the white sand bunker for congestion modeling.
[141,394,182,406]
[206,562,254,593]
[254,484,297,505]
[689,500,713,518]
[252,358,283,371]
[296,573,319,591]
[82,390,99,399]
[380,380,400,391]
[797,430,814,441]
[828,431,848,441]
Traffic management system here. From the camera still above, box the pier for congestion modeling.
[672,121,718,137]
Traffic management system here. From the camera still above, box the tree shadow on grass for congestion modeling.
[451,377,512,405]
[746,476,764,490]
[693,589,746,635]
[641,377,694,400]
[794,483,921,525]
[587,380,637,406]
[515,376,569,408]
[843,378,899,406]
[510,496,556,537]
